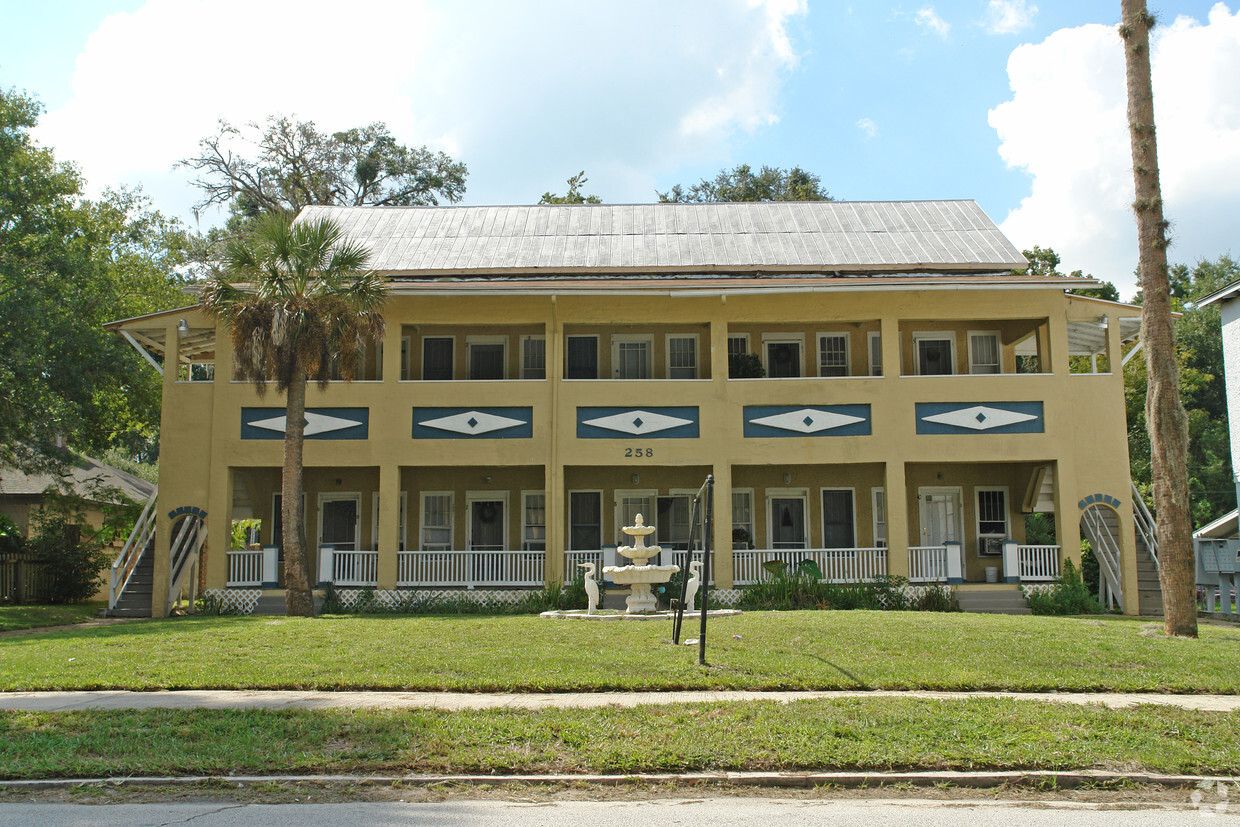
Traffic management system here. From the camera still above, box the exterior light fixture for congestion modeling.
[631,473,640,484]
[177,319,190,338]
[782,472,791,484]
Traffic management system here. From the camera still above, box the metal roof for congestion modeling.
[297,201,1028,275]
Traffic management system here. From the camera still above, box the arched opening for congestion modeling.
[1079,502,1123,611]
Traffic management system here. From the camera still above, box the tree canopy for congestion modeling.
[180,116,469,219]
[539,171,602,204]
[658,164,831,203]
[1020,245,1120,301]
[0,87,184,470]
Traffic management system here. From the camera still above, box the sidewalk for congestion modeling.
[3,688,1239,712]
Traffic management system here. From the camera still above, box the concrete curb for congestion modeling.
[0,769,1233,791]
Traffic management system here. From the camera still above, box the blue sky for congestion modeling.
[1,0,1237,298]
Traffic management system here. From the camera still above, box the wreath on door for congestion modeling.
[478,503,499,523]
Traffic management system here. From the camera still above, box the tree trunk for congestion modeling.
[282,366,315,617]
[1120,0,1197,637]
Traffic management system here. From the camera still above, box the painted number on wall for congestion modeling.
[624,447,654,457]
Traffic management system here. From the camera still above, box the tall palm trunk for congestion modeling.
[282,366,314,616]
[1121,0,1196,637]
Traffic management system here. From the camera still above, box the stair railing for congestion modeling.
[1130,481,1159,570]
[168,517,206,610]
[1080,506,1124,612]
[110,487,158,611]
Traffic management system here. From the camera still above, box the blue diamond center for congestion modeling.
[467,417,478,428]
[803,415,815,427]
[633,417,644,429]
[976,412,988,423]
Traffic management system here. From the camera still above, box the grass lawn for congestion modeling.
[3,698,1240,778]
[3,611,1240,693]
[0,603,102,633]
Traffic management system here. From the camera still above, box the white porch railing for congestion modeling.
[733,548,887,586]
[227,547,278,587]
[909,545,949,583]
[109,486,158,611]
[564,549,603,584]
[396,549,546,588]
[1017,544,1061,582]
[319,548,380,587]
[168,516,206,608]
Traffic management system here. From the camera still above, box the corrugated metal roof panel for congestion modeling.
[296,201,1027,274]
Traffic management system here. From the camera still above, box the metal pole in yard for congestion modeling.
[698,474,714,666]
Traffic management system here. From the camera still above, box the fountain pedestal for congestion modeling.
[603,514,679,615]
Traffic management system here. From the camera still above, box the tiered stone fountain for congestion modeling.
[604,514,679,614]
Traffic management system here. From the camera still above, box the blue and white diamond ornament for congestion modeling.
[920,405,1038,431]
[747,408,866,434]
[420,410,527,435]
[581,409,693,436]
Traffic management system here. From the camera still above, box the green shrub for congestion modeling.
[911,584,959,612]
[25,515,108,604]
[737,567,958,613]
[1025,559,1101,615]
[196,591,245,616]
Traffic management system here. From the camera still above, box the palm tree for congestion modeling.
[202,214,388,616]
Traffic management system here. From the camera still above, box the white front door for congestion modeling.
[918,488,962,546]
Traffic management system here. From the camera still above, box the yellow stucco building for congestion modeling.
[107,200,1155,616]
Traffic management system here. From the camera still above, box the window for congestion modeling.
[732,489,754,549]
[872,488,886,548]
[763,336,803,378]
[913,333,955,376]
[400,335,411,380]
[821,489,856,548]
[612,335,652,379]
[422,337,454,380]
[727,334,749,357]
[817,333,850,377]
[968,331,1001,374]
[767,491,808,549]
[868,332,882,377]
[666,334,698,379]
[615,491,656,544]
[976,488,1009,537]
[568,491,602,549]
[565,335,598,379]
[467,336,506,380]
[420,492,454,551]
[522,491,546,551]
[521,336,546,379]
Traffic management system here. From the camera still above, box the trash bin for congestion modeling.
[985,566,999,584]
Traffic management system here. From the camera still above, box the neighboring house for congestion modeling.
[0,452,156,602]
[107,200,1154,616]
[1190,282,1240,611]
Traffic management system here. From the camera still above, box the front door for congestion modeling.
[469,500,505,551]
[918,488,962,546]
[319,497,359,551]
[770,497,807,549]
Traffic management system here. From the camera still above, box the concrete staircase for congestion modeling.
[106,545,153,617]
[954,587,1031,615]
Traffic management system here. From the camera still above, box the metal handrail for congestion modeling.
[168,517,205,608]
[1081,507,1124,611]
[1131,481,1159,569]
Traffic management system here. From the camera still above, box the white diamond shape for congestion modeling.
[582,409,693,435]
[250,411,362,436]
[921,405,1038,431]
[748,408,865,434]
[420,410,526,435]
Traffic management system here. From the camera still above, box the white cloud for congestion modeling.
[856,117,878,138]
[35,0,808,223]
[983,0,1038,35]
[915,7,951,39]
[989,4,1240,298]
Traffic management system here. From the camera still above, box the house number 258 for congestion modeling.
[624,447,653,457]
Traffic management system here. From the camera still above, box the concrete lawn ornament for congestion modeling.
[684,560,703,612]
[578,562,599,615]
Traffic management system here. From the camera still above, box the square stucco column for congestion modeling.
[545,464,565,586]
[204,466,232,593]
[884,461,910,578]
[375,463,401,589]
[711,464,734,589]
[150,319,180,618]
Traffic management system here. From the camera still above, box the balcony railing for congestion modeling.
[733,547,887,586]
[396,549,545,588]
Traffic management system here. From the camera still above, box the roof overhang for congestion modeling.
[1195,278,1240,308]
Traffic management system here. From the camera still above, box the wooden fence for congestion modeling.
[0,552,56,604]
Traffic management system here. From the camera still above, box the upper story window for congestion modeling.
[521,336,546,379]
[467,336,506,380]
[968,331,1001,374]
[913,332,955,376]
[817,333,849,377]
[868,332,882,377]
[666,334,698,379]
[423,337,454,380]
[763,335,803,378]
[565,335,598,379]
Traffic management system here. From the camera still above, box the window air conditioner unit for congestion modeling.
[980,536,1006,557]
